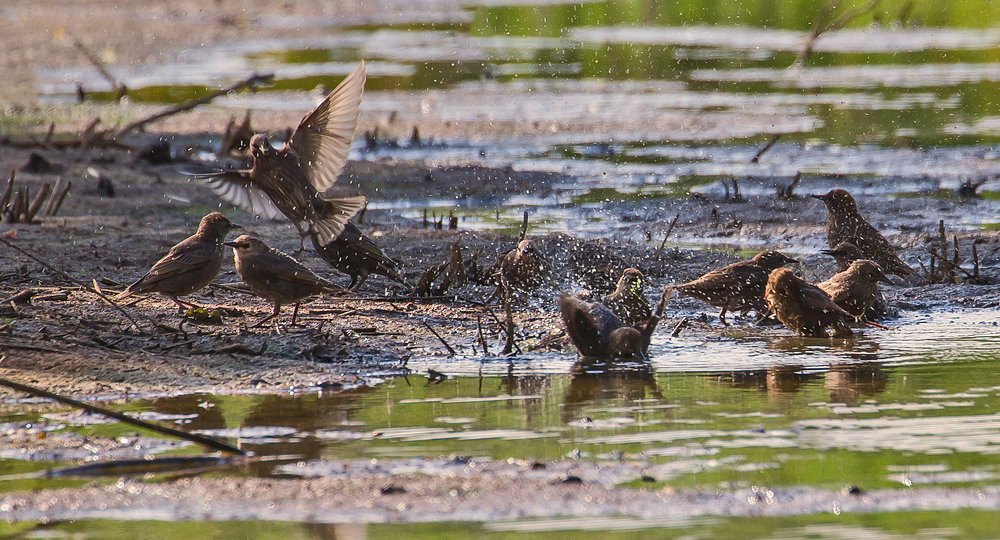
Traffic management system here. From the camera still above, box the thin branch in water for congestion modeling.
[750,134,781,164]
[655,213,681,260]
[518,210,529,243]
[670,318,690,338]
[0,373,244,455]
[422,320,456,357]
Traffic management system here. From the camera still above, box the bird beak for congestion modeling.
[810,194,826,201]
[232,223,243,230]
[878,272,892,284]
[820,249,835,255]
[223,241,239,248]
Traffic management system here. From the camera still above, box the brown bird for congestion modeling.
[765,267,853,338]
[602,268,652,327]
[811,189,915,278]
[670,250,798,325]
[821,241,863,273]
[817,260,891,320]
[115,212,240,313]
[226,235,344,327]
[495,239,547,290]
[202,61,368,248]
[310,221,406,291]
[558,292,644,360]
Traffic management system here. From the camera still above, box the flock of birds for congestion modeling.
[110,59,917,359]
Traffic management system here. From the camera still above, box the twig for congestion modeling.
[518,210,529,243]
[501,282,516,356]
[655,213,681,260]
[750,134,781,164]
[778,172,803,200]
[477,314,489,356]
[655,287,673,318]
[422,320,456,356]
[111,73,274,140]
[0,235,147,335]
[72,36,127,101]
[670,318,690,338]
[0,375,244,455]
[795,0,881,67]
[973,242,981,282]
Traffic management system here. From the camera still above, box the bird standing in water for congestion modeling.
[558,293,645,360]
[765,267,853,338]
[670,250,798,325]
[202,61,368,249]
[602,268,652,327]
[817,259,891,321]
[115,212,240,314]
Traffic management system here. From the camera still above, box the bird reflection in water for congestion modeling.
[709,365,817,401]
[827,363,888,405]
[562,357,664,424]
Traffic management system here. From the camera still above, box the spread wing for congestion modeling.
[196,169,284,220]
[559,293,604,357]
[287,60,366,193]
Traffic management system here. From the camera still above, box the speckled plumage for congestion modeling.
[671,250,798,325]
[812,189,915,278]
[817,259,891,320]
[765,267,853,338]
[602,268,652,327]
[495,239,547,290]
[115,212,240,313]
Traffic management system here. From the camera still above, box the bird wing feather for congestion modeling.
[198,169,284,220]
[800,283,850,315]
[287,60,366,193]
[261,252,342,291]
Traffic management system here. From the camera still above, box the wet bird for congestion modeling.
[765,267,853,338]
[670,250,799,325]
[226,235,344,327]
[201,61,368,248]
[310,221,406,291]
[811,189,915,278]
[495,239,547,290]
[817,260,891,321]
[115,212,240,313]
[558,292,644,360]
[821,241,864,273]
[602,268,652,327]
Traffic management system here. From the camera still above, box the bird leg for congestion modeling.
[166,295,200,315]
[251,303,282,329]
[289,303,301,326]
[717,307,730,326]
[351,274,368,292]
[864,320,890,330]
[291,221,310,254]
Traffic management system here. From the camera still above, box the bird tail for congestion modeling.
[312,195,367,245]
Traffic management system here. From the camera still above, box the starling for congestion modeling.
[310,221,406,291]
[201,61,368,247]
[115,212,240,313]
[558,292,644,360]
[765,267,853,338]
[226,235,344,327]
[670,250,798,325]
[602,268,652,327]
[494,239,547,290]
[821,241,863,273]
[817,259,891,320]
[811,189,915,278]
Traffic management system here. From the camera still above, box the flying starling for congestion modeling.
[558,292,645,360]
[817,259,891,321]
[602,268,652,327]
[226,235,344,327]
[310,221,406,291]
[765,267,853,338]
[821,241,863,273]
[115,212,240,313]
[811,189,915,278]
[494,239,547,290]
[670,250,798,325]
[201,60,368,248]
